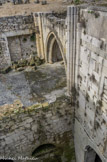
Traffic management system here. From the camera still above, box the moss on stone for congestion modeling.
[63,143,75,162]
[54,79,66,90]
[38,132,75,162]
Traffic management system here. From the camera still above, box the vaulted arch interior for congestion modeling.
[46,33,63,64]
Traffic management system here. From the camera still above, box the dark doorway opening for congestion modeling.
[84,146,102,162]
[32,144,56,157]
[52,39,63,63]
[46,33,63,64]
[95,154,102,162]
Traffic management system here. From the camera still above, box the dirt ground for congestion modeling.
[0,0,68,17]
[0,0,107,17]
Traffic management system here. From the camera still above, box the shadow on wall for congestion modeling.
[52,39,62,63]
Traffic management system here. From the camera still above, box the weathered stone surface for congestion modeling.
[67,6,107,162]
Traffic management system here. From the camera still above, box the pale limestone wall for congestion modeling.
[67,6,107,162]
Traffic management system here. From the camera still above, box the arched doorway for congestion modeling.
[52,39,62,63]
[32,144,62,162]
[84,146,102,162]
[32,144,56,157]
[46,32,66,69]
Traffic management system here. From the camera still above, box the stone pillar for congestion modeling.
[0,34,11,66]
[33,13,45,59]
[33,13,41,58]
[75,22,82,90]
[38,13,45,59]
[67,6,78,95]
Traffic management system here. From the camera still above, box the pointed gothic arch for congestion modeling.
[45,32,67,70]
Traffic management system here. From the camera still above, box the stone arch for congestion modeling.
[46,32,67,69]
[32,143,56,157]
[84,146,102,162]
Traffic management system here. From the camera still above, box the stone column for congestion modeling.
[33,13,41,58]
[38,13,45,59]
[33,13,45,59]
[0,34,11,66]
[67,6,78,95]
[75,22,82,90]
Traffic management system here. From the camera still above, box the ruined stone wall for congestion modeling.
[7,34,36,62]
[0,97,75,162]
[33,12,67,67]
[0,12,67,69]
[0,15,34,32]
[67,6,107,162]
[0,15,36,69]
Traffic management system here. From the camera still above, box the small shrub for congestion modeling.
[23,38,27,42]
[88,10,94,14]
[94,12,100,18]
[30,33,35,42]
[74,0,80,5]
